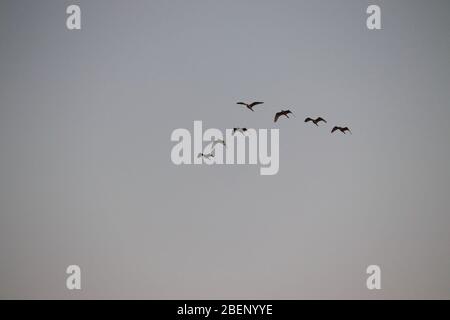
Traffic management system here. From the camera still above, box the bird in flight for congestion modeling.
[305,117,327,126]
[274,110,294,123]
[210,138,226,149]
[331,126,352,134]
[236,101,264,112]
[233,128,248,135]
[197,150,215,160]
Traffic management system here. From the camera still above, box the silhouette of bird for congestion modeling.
[305,117,327,126]
[197,150,215,160]
[210,138,226,149]
[331,126,352,134]
[274,110,294,122]
[233,128,248,135]
[236,101,264,112]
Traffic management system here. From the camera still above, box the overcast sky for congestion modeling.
[1,0,450,299]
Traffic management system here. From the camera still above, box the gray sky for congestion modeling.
[1,0,450,299]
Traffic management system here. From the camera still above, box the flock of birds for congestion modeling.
[197,100,351,160]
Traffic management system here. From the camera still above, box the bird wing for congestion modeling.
[211,140,225,148]
[305,117,313,123]
[236,102,247,106]
[204,150,214,158]
[331,127,338,133]
[274,112,282,122]
[249,101,264,108]
[317,117,326,123]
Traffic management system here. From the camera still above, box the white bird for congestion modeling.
[197,150,215,160]
[210,138,226,149]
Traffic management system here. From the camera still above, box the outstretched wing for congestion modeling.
[331,127,338,133]
[211,140,225,149]
[317,117,327,123]
[249,101,264,108]
[274,112,282,122]
[305,117,313,123]
[236,102,247,106]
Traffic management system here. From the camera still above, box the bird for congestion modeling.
[305,117,327,126]
[331,126,352,134]
[274,110,294,122]
[233,128,248,135]
[197,150,215,160]
[236,101,264,112]
[210,138,226,149]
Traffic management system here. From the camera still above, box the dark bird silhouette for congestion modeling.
[274,110,294,123]
[305,117,327,126]
[233,128,248,135]
[331,126,352,134]
[236,101,264,112]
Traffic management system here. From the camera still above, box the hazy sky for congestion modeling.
[1,0,450,299]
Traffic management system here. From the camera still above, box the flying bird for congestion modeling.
[233,128,248,135]
[331,126,352,134]
[210,138,226,149]
[305,117,327,126]
[236,101,264,112]
[274,110,294,123]
[197,150,215,160]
